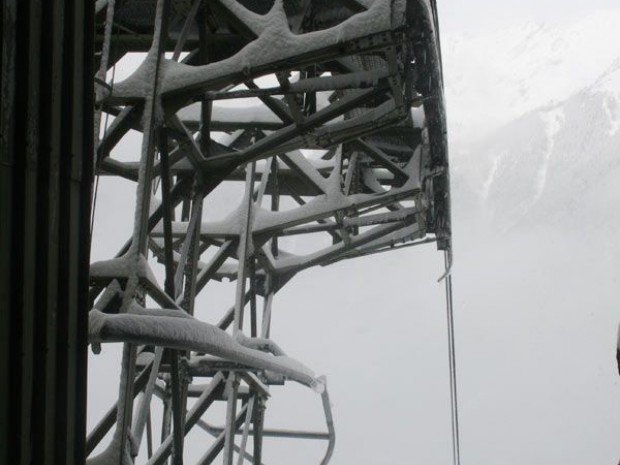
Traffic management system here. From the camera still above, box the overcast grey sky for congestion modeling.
[438,0,620,32]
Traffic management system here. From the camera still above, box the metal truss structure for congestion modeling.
[87,0,450,464]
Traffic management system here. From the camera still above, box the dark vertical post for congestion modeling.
[0,1,94,464]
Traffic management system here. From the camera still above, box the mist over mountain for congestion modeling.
[444,12,620,241]
[436,11,620,465]
[443,9,620,142]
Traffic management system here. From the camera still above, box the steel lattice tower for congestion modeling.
[87,1,450,464]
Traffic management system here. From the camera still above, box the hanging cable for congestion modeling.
[90,62,116,237]
[90,0,117,236]
[444,249,461,465]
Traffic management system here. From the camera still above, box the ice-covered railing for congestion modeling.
[89,308,323,389]
[88,0,449,464]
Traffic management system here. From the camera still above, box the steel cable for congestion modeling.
[444,249,461,465]
[90,0,117,236]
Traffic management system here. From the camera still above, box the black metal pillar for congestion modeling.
[0,0,94,464]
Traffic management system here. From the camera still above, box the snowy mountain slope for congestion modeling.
[444,11,620,241]
[443,9,620,143]
[452,59,620,236]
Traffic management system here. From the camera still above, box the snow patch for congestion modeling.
[482,156,501,201]
[592,61,620,135]
[535,106,564,202]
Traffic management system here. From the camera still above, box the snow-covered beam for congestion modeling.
[88,310,324,390]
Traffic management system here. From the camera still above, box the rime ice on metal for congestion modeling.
[88,0,450,464]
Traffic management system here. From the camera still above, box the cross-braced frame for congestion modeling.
[87,1,450,464]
